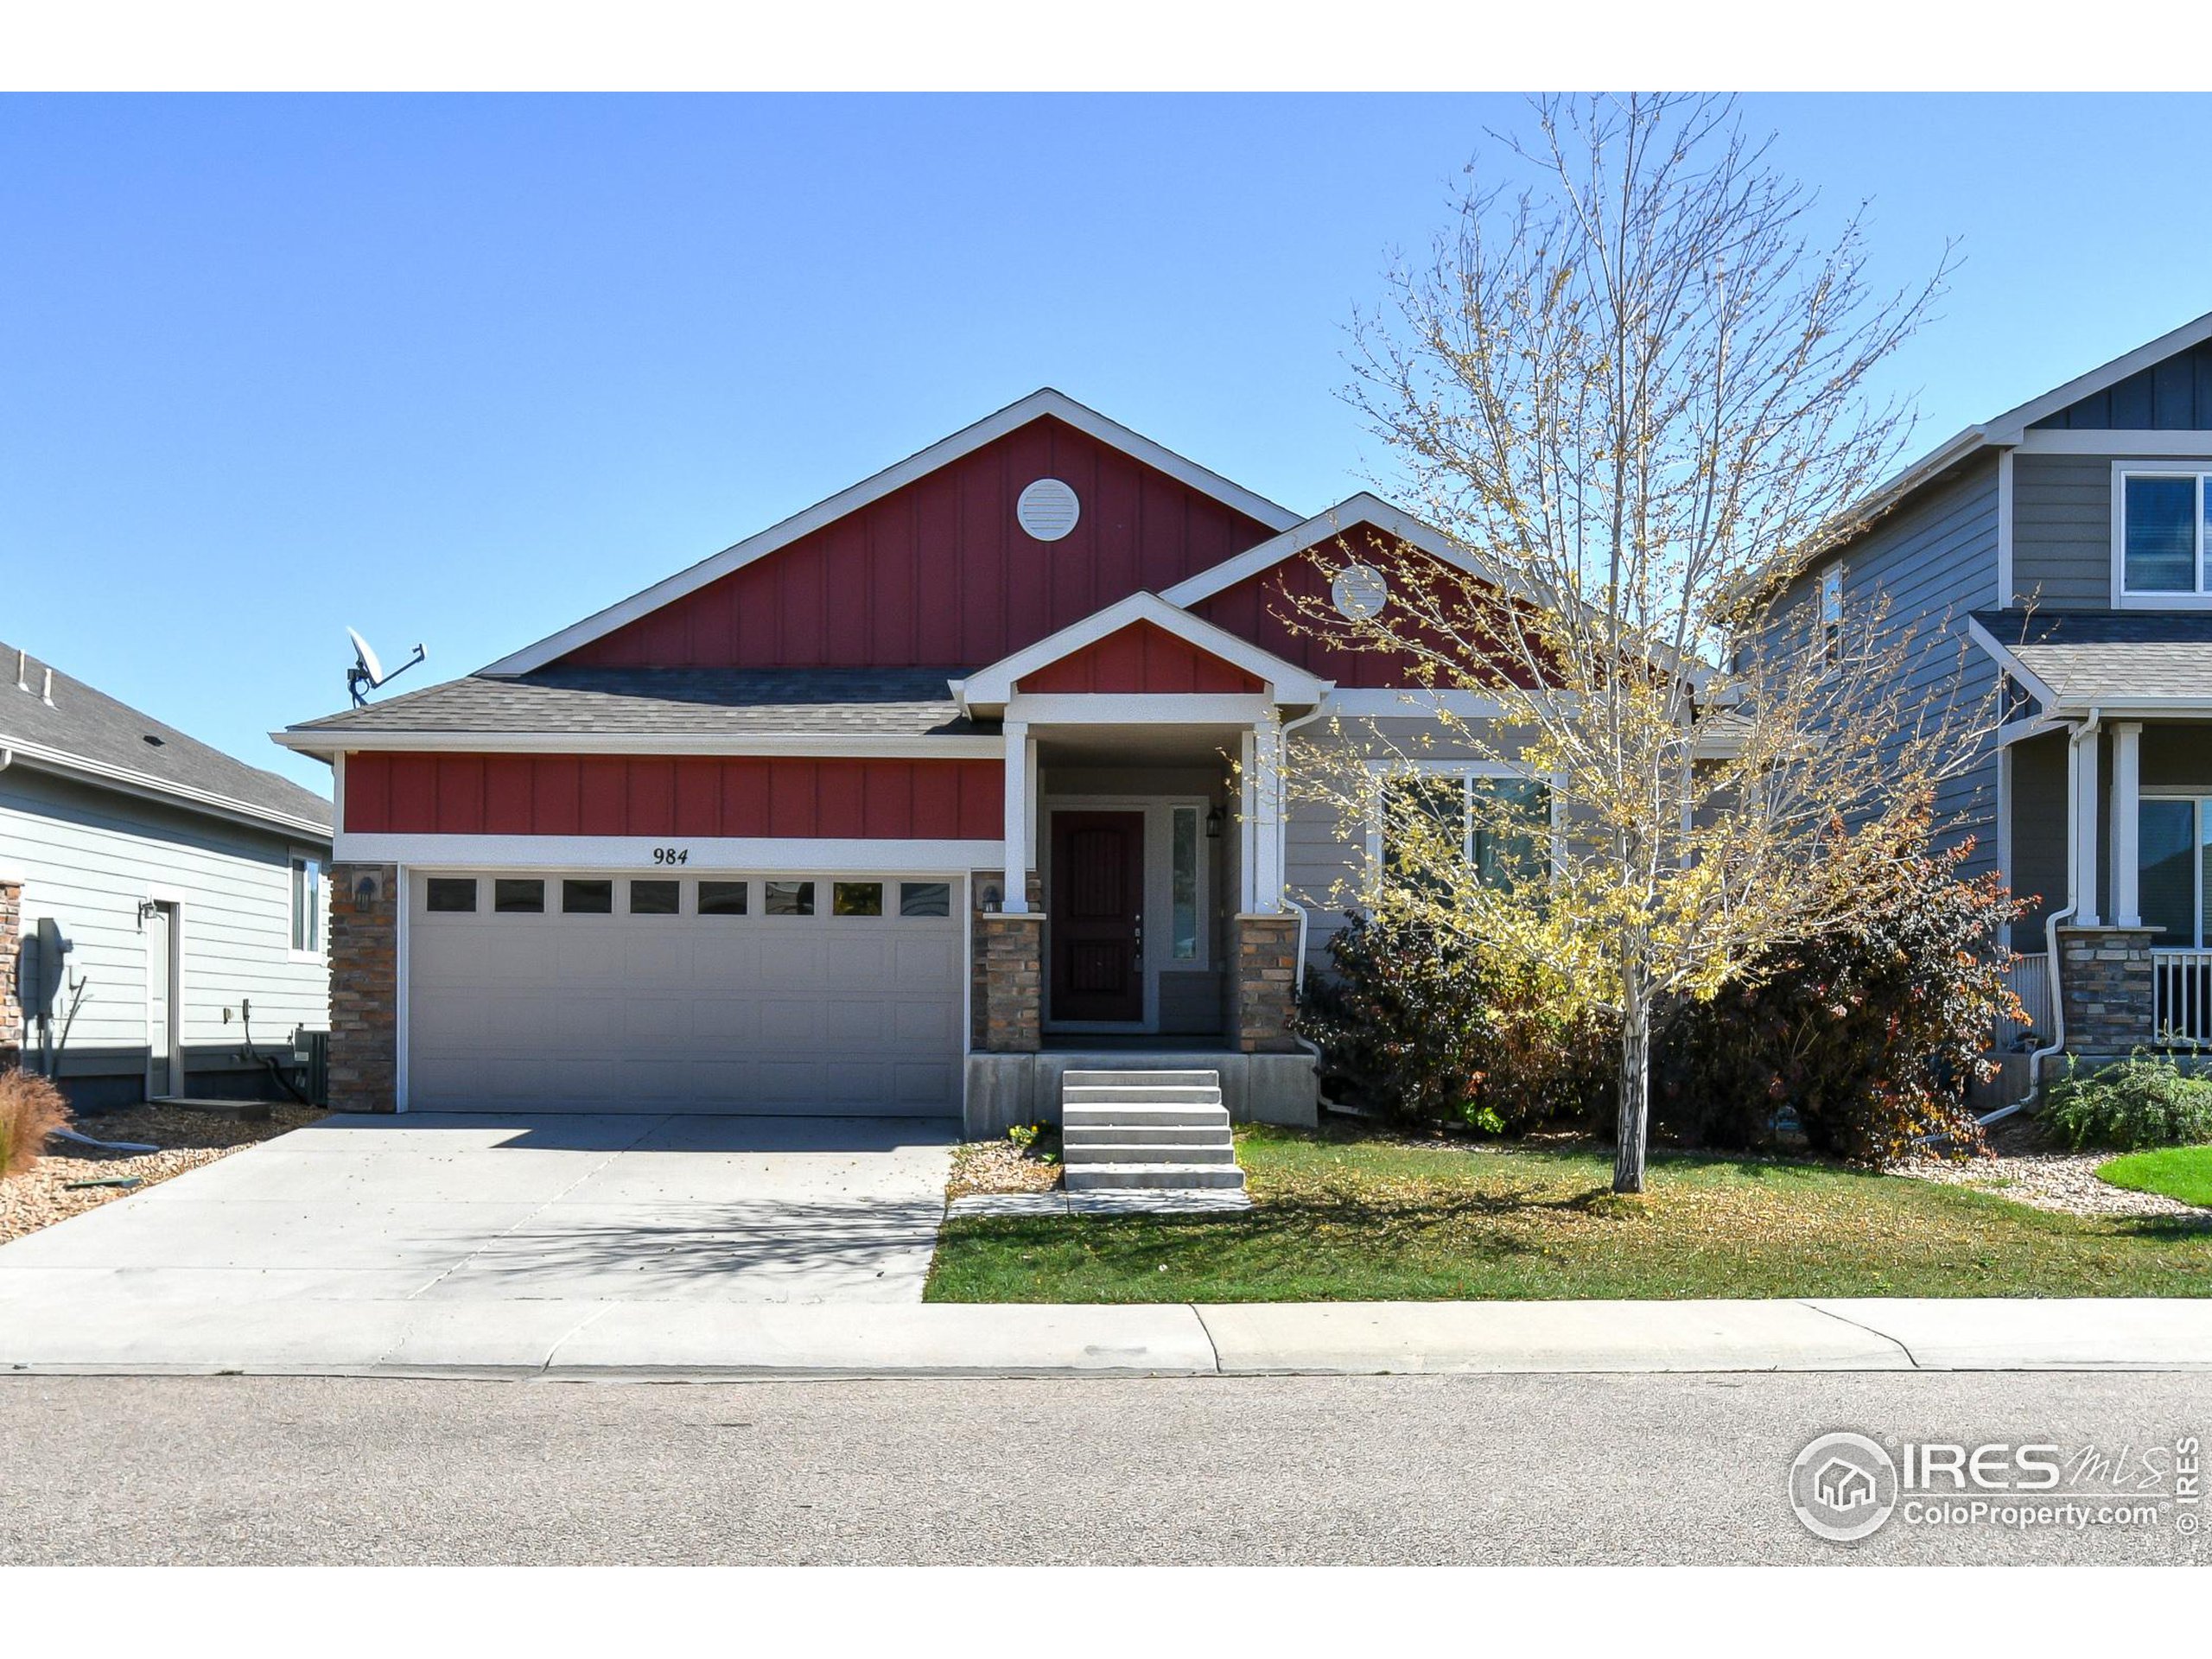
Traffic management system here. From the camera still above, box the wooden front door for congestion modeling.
[1050,810,1146,1023]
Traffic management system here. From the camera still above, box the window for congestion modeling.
[1170,805,1200,959]
[493,878,544,914]
[289,854,323,953]
[696,880,748,916]
[562,879,613,914]
[1818,564,1844,659]
[765,880,815,917]
[1378,770,1551,892]
[2120,469,2212,596]
[2139,798,2212,948]
[899,881,951,918]
[629,879,680,915]
[425,877,477,913]
[833,881,883,917]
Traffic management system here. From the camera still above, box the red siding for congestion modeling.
[556,416,1281,671]
[345,753,1002,839]
[1018,620,1264,695]
[1193,524,1534,689]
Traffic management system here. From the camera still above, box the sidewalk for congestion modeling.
[5,1285,2211,1378]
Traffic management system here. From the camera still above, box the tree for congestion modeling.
[1287,93,1996,1192]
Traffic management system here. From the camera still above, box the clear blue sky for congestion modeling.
[4,93,2207,792]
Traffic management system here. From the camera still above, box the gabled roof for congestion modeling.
[480,389,1306,679]
[953,592,1328,709]
[0,639,332,839]
[1967,609,2212,715]
[1162,492,1516,608]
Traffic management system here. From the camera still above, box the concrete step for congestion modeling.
[1061,1122,1231,1149]
[1063,1103,1230,1129]
[1064,1162,1249,1192]
[1061,1070,1221,1090]
[1062,1140,1238,1166]
[1062,1084,1222,1105]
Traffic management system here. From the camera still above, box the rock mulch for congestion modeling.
[947,1135,1063,1199]
[1898,1117,2212,1222]
[0,1101,325,1246]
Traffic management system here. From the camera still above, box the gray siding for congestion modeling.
[3,765,329,1104]
[1786,455,2005,880]
[2010,453,2114,609]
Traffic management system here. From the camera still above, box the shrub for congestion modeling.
[2044,1055,2212,1152]
[0,1070,71,1179]
[1294,911,1610,1133]
[1655,836,2021,1164]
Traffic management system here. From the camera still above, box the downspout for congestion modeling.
[1985,705,2101,1126]
[1277,699,1335,1067]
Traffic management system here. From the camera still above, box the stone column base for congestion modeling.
[0,878,22,1071]
[328,862,399,1112]
[976,912,1046,1054]
[1230,912,1300,1053]
[2056,925,2158,1052]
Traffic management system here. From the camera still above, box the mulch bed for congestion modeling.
[947,1136,1063,1198]
[1898,1114,2212,1222]
[0,1101,327,1245]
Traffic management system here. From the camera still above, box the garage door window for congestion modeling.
[697,880,748,916]
[765,880,815,917]
[494,879,544,914]
[426,877,477,913]
[628,879,680,915]
[899,881,951,918]
[563,879,613,914]
[833,881,884,917]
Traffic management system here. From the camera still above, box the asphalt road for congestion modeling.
[2,1370,2204,1565]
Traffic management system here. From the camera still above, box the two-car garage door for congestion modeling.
[405,872,963,1115]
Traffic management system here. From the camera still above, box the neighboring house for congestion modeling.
[1768,310,2212,1064]
[0,642,334,1107]
[278,389,1535,1133]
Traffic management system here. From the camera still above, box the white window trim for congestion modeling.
[288,848,327,963]
[1361,758,1563,885]
[2110,461,2212,609]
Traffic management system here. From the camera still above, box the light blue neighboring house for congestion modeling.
[1770,310,2212,1067]
[0,641,333,1108]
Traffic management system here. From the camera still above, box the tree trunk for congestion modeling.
[1613,984,1651,1195]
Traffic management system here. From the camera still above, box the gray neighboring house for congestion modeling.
[1,641,333,1108]
[1765,309,2212,1065]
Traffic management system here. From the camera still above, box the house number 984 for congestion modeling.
[652,847,690,864]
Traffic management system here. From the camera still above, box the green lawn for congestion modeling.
[2097,1145,2212,1209]
[925,1124,2212,1303]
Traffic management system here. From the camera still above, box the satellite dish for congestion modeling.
[346,627,427,708]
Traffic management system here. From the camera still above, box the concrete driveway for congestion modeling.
[0,1112,957,1307]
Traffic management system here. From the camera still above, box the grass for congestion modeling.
[925,1122,2212,1303]
[2097,1145,2212,1209]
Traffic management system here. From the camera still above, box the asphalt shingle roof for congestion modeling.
[0,639,332,833]
[1973,609,2212,705]
[288,667,989,739]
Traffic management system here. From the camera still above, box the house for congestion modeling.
[0,643,334,1107]
[277,390,1531,1133]
[1769,310,2212,1065]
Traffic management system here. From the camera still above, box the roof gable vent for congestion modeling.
[1016,477,1081,542]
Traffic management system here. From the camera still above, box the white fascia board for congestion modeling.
[959,590,1328,706]
[1001,692,1282,726]
[1319,688,1509,719]
[2016,429,2212,457]
[272,729,998,759]
[1963,615,2060,710]
[2043,697,2212,720]
[1981,308,2212,443]
[340,833,997,871]
[3,738,333,842]
[478,389,1304,678]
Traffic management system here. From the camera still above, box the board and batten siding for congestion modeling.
[1784,455,2005,882]
[2,765,329,1103]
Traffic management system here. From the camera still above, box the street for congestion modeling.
[2,1370,2202,1565]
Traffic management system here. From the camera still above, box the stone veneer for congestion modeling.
[2055,925,2158,1052]
[328,861,398,1111]
[1230,912,1300,1053]
[976,912,1046,1054]
[0,879,21,1070]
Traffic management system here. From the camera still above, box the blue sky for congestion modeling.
[4,92,2208,792]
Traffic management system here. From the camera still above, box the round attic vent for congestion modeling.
[1332,564,1389,620]
[1016,477,1081,542]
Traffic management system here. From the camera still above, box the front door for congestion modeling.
[1050,810,1145,1023]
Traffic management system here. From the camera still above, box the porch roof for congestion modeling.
[1970,609,2212,715]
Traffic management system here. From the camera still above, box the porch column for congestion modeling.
[2072,721,2102,928]
[2112,721,2143,928]
[1001,718,1031,914]
[1243,711,1286,914]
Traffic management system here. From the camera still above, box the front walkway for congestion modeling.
[0,1111,959,1368]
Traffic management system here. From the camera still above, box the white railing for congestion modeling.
[2152,950,2212,1048]
[1999,954,2053,1051]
